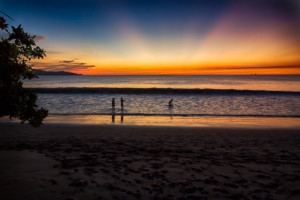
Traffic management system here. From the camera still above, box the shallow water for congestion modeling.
[37,93,300,117]
[22,75,300,125]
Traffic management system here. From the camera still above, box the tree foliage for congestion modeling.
[0,16,48,127]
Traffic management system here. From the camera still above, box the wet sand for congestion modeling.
[0,123,300,200]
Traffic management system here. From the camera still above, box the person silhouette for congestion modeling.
[168,99,173,107]
[112,98,115,112]
[120,98,125,109]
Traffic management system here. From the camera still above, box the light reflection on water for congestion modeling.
[43,115,300,128]
[1,115,300,128]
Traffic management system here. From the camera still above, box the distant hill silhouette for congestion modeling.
[33,69,81,75]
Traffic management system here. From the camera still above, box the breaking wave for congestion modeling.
[29,87,300,95]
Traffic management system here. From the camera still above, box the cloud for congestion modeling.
[46,50,62,54]
[34,35,46,42]
[31,60,95,71]
[59,60,74,63]
[197,65,300,71]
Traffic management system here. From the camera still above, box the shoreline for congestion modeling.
[1,115,300,128]
[0,123,300,199]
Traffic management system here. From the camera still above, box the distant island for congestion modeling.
[33,69,81,76]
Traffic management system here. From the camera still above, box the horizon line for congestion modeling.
[51,73,300,76]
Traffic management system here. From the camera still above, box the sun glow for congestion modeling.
[31,1,300,75]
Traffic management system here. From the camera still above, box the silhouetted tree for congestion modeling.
[0,16,48,127]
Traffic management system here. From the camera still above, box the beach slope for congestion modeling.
[0,123,300,200]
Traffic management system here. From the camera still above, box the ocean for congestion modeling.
[22,75,300,126]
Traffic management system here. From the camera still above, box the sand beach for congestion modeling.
[0,123,299,200]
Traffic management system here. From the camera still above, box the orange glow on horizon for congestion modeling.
[31,1,300,76]
[31,50,300,75]
[68,63,300,75]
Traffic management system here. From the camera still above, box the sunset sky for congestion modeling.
[1,0,300,75]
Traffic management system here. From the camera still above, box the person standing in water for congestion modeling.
[120,98,125,109]
[112,98,115,112]
[168,99,173,107]
[111,98,116,123]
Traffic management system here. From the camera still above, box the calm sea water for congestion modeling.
[24,75,300,91]
[23,75,300,117]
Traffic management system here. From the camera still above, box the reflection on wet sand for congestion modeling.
[112,113,115,123]
[111,109,125,124]
[5,115,295,128]
[168,104,173,120]
[121,109,124,123]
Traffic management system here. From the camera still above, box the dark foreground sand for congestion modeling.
[0,123,300,200]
